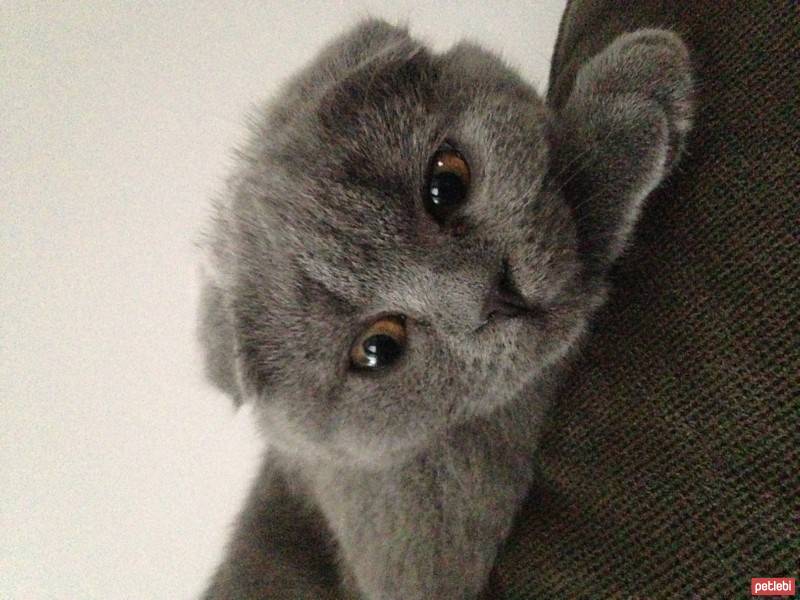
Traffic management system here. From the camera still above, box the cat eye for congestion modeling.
[424,147,470,223]
[350,315,407,370]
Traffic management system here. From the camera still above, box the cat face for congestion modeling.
[200,21,693,466]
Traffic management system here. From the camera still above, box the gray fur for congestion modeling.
[198,18,693,599]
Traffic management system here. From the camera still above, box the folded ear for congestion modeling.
[308,17,417,87]
[198,278,245,406]
[265,18,417,132]
[549,29,694,272]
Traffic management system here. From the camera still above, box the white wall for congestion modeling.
[1,2,567,598]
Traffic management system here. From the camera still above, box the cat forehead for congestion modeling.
[259,44,549,208]
[236,37,553,307]
[262,38,545,165]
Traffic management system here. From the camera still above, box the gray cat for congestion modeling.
[198,18,693,600]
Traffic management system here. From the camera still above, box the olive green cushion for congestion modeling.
[491,1,799,597]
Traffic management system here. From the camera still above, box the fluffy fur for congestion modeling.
[198,19,693,599]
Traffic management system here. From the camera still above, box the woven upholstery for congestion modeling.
[490,1,799,597]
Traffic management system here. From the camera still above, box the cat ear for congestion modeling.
[263,19,417,134]
[549,29,693,272]
[319,18,416,78]
[198,278,246,407]
[316,21,428,133]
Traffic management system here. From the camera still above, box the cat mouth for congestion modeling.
[473,306,542,334]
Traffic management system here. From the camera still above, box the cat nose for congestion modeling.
[480,260,530,322]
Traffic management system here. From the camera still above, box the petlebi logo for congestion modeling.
[751,578,795,596]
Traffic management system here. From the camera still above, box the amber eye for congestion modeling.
[424,147,471,223]
[350,316,407,370]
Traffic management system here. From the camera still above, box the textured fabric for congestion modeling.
[490,1,799,597]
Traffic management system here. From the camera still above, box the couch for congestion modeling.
[489,1,798,597]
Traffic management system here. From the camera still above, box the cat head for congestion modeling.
[199,19,692,466]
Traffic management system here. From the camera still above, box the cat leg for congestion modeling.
[202,454,348,600]
[316,440,535,600]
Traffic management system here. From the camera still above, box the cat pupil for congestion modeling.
[430,172,466,207]
[363,334,403,367]
[424,148,470,223]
